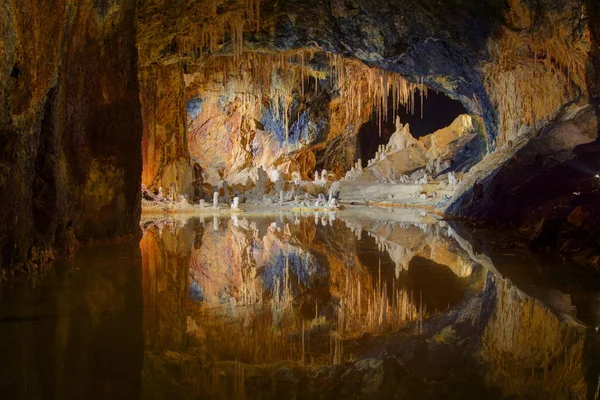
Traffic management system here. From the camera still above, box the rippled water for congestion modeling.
[0,209,599,399]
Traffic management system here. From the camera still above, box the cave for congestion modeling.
[1,0,600,398]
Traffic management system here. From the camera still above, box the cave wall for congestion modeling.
[139,63,193,196]
[445,1,600,253]
[136,0,597,211]
[137,0,595,148]
[0,0,142,271]
[182,52,378,185]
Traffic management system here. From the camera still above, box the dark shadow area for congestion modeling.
[356,229,399,283]
[401,256,469,312]
[355,89,467,163]
[398,90,468,139]
[0,241,144,399]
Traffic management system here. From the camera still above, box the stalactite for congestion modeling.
[326,53,425,136]
[181,0,263,59]
[301,51,304,97]
[186,49,427,166]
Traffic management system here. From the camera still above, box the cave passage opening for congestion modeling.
[355,89,468,164]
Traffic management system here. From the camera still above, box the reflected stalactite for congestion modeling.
[141,221,193,352]
[140,214,478,372]
[137,212,598,398]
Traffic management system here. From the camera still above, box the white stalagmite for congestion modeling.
[213,192,219,209]
[291,171,301,185]
[318,193,325,206]
[231,196,240,210]
[448,172,458,186]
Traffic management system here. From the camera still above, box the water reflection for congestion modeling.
[0,211,598,399]
[140,214,478,372]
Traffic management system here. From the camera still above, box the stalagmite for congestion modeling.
[213,192,219,209]
[448,172,458,186]
[292,171,301,185]
[231,196,240,210]
[318,193,326,206]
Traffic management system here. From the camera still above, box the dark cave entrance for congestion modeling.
[402,256,469,312]
[355,89,468,164]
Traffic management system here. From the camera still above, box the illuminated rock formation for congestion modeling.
[132,0,599,246]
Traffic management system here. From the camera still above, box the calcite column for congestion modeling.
[139,64,193,197]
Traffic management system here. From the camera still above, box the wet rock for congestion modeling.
[567,206,590,228]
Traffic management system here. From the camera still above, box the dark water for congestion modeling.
[0,210,598,399]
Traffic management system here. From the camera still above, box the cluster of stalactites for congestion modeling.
[175,0,261,59]
[187,49,320,142]
[328,54,427,137]
[186,50,427,143]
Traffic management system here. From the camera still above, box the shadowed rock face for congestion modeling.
[0,0,143,271]
[447,104,600,266]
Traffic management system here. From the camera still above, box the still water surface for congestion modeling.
[1,209,599,399]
